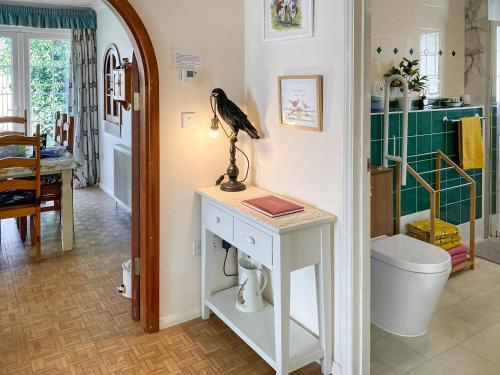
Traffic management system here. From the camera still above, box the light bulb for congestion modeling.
[210,128,220,139]
[210,116,220,139]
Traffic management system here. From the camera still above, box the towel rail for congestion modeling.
[442,114,485,124]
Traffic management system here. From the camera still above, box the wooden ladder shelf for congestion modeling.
[395,150,475,274]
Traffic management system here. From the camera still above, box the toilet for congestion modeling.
[371,234,452,337]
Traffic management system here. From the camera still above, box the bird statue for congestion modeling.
[210,88,259,192]
[211,88,260,139]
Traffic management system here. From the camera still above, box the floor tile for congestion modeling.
[405,345,499,375]
[371,334,426,375]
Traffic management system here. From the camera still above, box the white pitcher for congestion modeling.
[235,258,268,313]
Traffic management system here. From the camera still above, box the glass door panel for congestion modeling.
[29,38,71,136]
[0,36,14,117]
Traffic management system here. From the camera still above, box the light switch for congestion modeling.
[181,112,196,128]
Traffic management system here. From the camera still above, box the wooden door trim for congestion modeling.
[104,0,160,333]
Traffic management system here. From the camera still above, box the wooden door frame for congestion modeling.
[104,0,160,333]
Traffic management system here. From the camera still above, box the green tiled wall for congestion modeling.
[371,107,484,225]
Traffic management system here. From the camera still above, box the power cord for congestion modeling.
[222,240,238,277]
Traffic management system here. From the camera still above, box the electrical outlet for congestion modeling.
[192,240,201,256]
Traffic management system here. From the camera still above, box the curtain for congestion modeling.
[70,29,99,187]
[0,4,96,29]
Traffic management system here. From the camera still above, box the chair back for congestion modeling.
[55,113,75,153]
[0,109,28,135]
[0,124,41,200]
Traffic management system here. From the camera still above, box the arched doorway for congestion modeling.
[104,0,160,333]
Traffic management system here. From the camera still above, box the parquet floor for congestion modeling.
[0,187,321,375]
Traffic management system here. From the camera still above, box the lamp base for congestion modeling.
[220,180,246,192]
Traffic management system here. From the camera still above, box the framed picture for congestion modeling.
[264,0,314,42]
[278,75,323,131]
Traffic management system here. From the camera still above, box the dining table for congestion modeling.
[0,140,76,252]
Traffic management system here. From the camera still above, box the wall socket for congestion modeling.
[192,240,201,256]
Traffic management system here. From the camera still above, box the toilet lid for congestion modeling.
[371,234,452,274]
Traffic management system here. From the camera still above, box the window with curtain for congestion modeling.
[0,27,71,135]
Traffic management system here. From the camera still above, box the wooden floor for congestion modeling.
[0,188,321,375]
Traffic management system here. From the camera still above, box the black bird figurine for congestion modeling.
[210,88,260,192]
[211,88,260,139]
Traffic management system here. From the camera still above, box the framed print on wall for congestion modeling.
[278,75,323,131]
[264,0,314,42]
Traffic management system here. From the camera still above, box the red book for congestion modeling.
[241,195,304,218]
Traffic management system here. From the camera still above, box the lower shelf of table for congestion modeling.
[206,286,323,372]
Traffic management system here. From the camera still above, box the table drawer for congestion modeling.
[205,202,233,241]
[234,219,272,266]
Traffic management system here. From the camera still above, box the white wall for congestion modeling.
[96,6,133,198]
[245,0,345,334]
[371,0,465,98]
[125,0,246,327]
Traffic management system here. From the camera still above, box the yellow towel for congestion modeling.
[459,117,485,170]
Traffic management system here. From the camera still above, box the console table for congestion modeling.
[197,186,336,375]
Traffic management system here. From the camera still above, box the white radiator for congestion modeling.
[114,144,132,211]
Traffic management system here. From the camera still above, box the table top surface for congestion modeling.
[0,149,75,179]
[197,185,337,234]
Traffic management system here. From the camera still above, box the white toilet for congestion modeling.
[371,234,452,337]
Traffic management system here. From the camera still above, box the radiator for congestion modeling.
[114,144,132,211]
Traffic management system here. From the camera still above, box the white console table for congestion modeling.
[197,186,336,375]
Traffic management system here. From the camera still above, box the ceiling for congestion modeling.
[4,0,103,9]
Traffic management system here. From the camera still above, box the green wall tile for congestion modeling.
[417,111,432,135]
[408,136,417,157]
[417,186,430,211]
[431,110,447,134]
[408,112,417,136]
[389,113,400,138]
[432,134,445,152]
[402,188,417,216]
[417,135,432,155]
[371,115,382,140]
[447,203,461,225]
[371,140,382,167]
[461,108,475,118]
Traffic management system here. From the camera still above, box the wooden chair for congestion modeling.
[0,110,28,135]
[39,113,74,214]
[0,126,41,261]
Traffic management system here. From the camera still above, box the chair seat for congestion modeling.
[0,190,36,207]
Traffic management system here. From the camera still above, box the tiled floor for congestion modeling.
[0,187,321,374]
[371,255,500,375]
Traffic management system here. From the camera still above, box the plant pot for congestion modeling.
[397,96,413,111]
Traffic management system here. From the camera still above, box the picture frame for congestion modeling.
[278,75,323,132]
[264,0,314,42]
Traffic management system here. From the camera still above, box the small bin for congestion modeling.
[120,259,132,299]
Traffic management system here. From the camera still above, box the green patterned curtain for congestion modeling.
[0,4,96,30]
[70,29,99,187]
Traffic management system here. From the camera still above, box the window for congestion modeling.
[30,39,71,135]
[0,27,71,135]
[0,37,13,116]
[420,32,440,98]
[104,44,121,124]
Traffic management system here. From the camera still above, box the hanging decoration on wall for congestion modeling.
[263,0,314,42]
[278,75,323,131]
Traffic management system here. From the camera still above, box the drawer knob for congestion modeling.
[246,236,255,245]
[215,216,221,223]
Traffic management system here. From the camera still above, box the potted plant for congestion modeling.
[384,58,428,110]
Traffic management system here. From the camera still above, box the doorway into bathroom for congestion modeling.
[365,0,500,373]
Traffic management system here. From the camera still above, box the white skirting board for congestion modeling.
[159,307,201,330]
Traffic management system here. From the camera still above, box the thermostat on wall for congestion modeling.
[181,68,198,82]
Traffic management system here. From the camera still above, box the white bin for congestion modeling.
[121,259,132,299]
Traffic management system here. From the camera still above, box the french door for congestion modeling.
[0,27,71,135]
